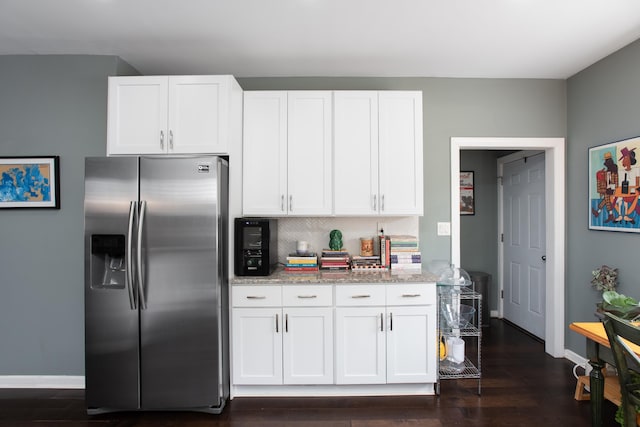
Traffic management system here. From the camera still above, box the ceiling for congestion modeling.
[2,0,640,79]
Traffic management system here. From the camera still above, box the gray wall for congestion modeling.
[0,61,566,376]
[566,39,640,354]
[0,55,137,375]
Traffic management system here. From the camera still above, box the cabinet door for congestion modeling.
[378,91,424,215]
[107,76,168,155]
[334,91,379,215]
[232,308,283,385]
[242,92,288,215]
[168,76,228,154]
[335,307,386,384]
[282,307,333,384]
[287,91,332,215]
[386,305,437,383]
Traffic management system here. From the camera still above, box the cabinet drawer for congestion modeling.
[386,284,436,306]
[335,285,385,306]
[232,285,282,307]
[283,285,333,306]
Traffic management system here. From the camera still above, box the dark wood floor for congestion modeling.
[0,319,619,426]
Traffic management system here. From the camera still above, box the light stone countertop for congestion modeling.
[230,267,439,285]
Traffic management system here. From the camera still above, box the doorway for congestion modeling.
[450,137,565,358]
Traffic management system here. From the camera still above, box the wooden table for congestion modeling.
[570,321,640,427]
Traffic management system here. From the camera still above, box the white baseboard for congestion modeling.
[564,349,592,376]
[0,376,85,389]
[490,310,499,318]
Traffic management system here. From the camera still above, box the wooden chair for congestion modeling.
[602,312,640,427]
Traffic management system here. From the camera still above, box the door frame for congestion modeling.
[450,137,565,358]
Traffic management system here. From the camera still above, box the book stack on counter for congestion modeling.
[285,252,319,272]
[351,255,385,271]
[320,249,350,271]
[388,235,422,273]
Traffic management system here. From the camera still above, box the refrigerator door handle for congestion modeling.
[137,200,147,310]
[126,201,137,310]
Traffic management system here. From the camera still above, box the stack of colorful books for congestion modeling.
[320,249,350,271]
[351,255,385,271]
[285,253,318,272]
[388,235,421,273]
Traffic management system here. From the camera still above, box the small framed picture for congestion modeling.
[460,171,475,215]
[0,156,60,209]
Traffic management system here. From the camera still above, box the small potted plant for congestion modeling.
[592,265,640,320]
[591,265,618,292]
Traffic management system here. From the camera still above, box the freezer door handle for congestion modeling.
[126,201,137,310]
[137,200,147,310]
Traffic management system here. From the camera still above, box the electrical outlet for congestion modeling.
[437,222,451,236]
[377,222,387,235]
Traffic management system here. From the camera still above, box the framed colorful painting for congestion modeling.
[460,171,475,215]
[0,156,60,209]
[589,137,640,232]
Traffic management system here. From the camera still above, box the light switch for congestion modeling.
[437,222,451,236]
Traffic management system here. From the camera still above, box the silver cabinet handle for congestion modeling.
[402,294,421,298]
[275,313,279,333]
[390,312,393,331]
[381,194,385,211]
[136,200,147,310]
[373,194,377,211]
[297,295,317,299]
[246,295,267,299]
[281,195,285,212]
[351,294,371,299]
[160,130,164,150]
[380,313,384,331]
[126,201,136,310]
[289,195,293,211]
[285,313,289,333]
[169,130,174,150]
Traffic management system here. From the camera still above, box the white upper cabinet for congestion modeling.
[334,91,379,215]
[378,91,424,215]
[334,91,423,216]
[287,91,332,215]
[242,91,332,216]
[242,92,288,215]
[243,90,422,216]
[107,75,242,156]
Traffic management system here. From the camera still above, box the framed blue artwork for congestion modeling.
[589,137,640,232]
[0,156,60,209]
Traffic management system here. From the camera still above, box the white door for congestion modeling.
[386,305,437,383]
[503,153,546,339]
[242,92,288,215]
[282,307,333,384]
[334,91,379,215]
[335,307,386,384]
[287,91,333,215]
[378,91,423,215]
[107,76,168,155]
[168,76,226,154]
[231,308,283,385]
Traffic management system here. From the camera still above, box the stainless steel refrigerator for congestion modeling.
[84,156,229,414]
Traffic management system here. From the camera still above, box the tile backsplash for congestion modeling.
[277,217,419,262]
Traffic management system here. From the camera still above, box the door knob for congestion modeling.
[541,255,546,262]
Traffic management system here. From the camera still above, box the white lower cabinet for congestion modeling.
[386,305,436,383]
[335,284,437,385]
[232,285,333,385]
[335,306,386,384]
[282,307,333,384]
[231,282,436,393]
[232,307,283,385]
